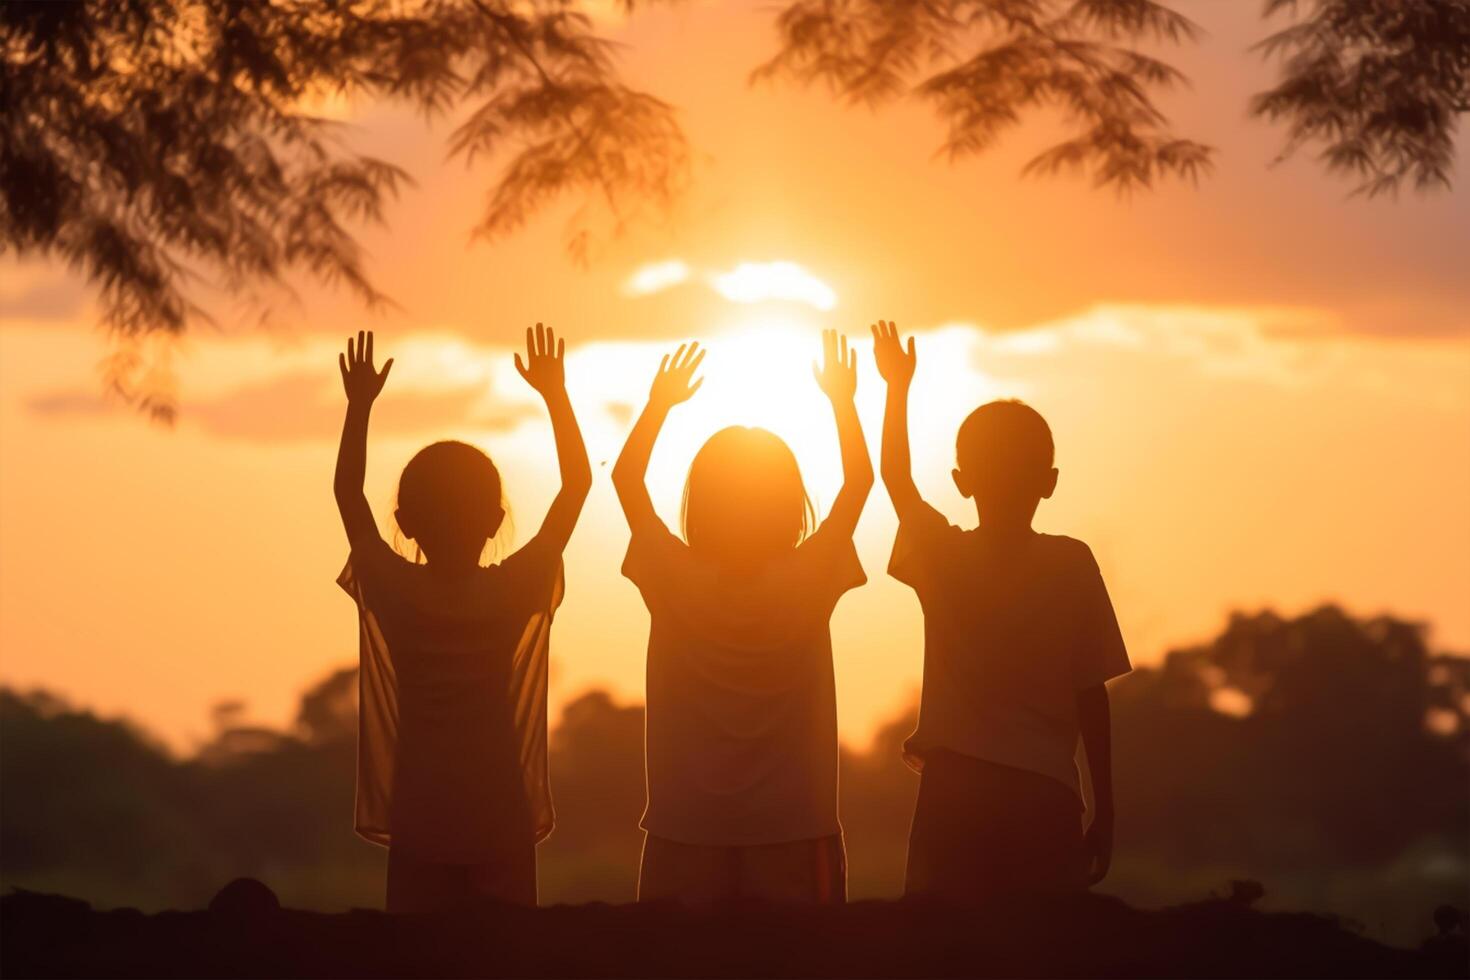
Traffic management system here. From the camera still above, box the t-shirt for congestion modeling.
[338,535,562,863]
[889,505,1130,797]
[623,518,866,846]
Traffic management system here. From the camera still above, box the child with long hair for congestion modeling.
[334,326,591,913]
[612,331,874,904]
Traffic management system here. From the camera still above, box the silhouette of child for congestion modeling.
[870,320,1130,900]
[334,326,591,913]
[612,332,873,904]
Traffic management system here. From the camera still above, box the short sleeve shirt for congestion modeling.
[889,506,1129,796]
[624,519,866,845]
[339,535,562,862]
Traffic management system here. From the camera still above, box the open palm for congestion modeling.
[515,322,566,396]
[339,330,393,406]
[650,342,705,408]
[814,329,857,402]
[871,319,915,387]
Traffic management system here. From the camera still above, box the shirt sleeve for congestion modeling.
[795,519,867,610]
[887,502,960,595]
[337,534,405,607]
[493,533,566,620]
[620,514,691,600]
[1072,543,1131,690]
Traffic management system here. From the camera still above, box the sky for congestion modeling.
[1,0,1467,753]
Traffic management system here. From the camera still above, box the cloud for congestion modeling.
[603,401,635,426]
[621,260,691,297]
[187,372,534,445]
[965,305,1355,388]
[925,303,1470,415]
[620,258,838,313]
[27,368,536,445]
[708,261,837,311]
[26,390,112,417]
[18,328,616,446]
[25,308,1466,448]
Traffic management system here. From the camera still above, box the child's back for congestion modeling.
[333,327,592,912]
[612,335,874,904]
[871,321,1130,900]
[891,517,1125,796]
[627,516,858,845]
[344,538,560,863]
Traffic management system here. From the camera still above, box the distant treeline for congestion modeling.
[2,605,1466,944]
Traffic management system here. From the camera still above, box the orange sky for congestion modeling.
[1,0,1467,752]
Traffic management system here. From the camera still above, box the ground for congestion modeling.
[3,883,1465,978]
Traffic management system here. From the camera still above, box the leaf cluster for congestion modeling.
[755,0,1215,192]
[0,0,687,412]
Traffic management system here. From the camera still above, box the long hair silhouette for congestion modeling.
[679,425,815,569]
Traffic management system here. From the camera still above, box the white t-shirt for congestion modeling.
[623,518,866,846]
[339,534,562,863]
[889,505,1130,796]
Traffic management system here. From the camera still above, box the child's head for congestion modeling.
[394,441,506,565]
[953,400,1058,528]
[681,426,814,569]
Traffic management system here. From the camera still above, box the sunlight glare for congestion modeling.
[629,316,851,513]
[398,321,1007,534]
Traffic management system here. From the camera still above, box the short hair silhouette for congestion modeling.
[956,400,1055,475]
[680,426,815,567]
[394,440,507,560]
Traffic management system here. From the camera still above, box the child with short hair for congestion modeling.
[334,326,591,913]
[612,331,873,904]
[870,320,1130,900]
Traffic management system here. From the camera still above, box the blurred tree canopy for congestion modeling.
[1251,0,1470,198]
[761,0,1469,197]
[756,0,1214,191]
[0,604,1464,941]
[1,1,1467,406]
[1109,607,1469,873]
[0,0,687,415]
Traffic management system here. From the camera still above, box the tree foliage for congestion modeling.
[1110,607,1469,872]
[2,0,1466,405]
[0,0,686,415]
[1250,0,1470,197]
[756,0,1215,192]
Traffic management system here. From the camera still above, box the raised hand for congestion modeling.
[870,319,915,388]
[339,330,393,406]
[515,322,567,397]
[649,342,705,409]
[813,328,857,403]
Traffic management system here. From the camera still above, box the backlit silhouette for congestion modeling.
[871,320,1131,900]
[612,331,874,904]
[334,326,591,913]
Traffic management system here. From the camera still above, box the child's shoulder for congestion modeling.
[1032,532,1099,569]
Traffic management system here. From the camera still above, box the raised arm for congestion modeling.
[516,324,593,557]
[871,320,929,523]
[812,329,874,538]
[335,330,393,549]
[1078,683,1115,885]
[612,343,704,532]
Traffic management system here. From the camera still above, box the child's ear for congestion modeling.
[951,467,972,499]
[394,508,416,540]
[1039,467,1059,500]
